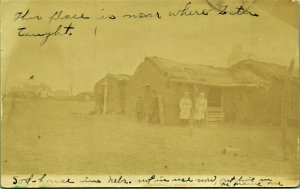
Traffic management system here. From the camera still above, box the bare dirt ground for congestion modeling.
[1,98,298,179]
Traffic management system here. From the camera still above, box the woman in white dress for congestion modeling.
[193,92,207,127]
[179,92,192,126]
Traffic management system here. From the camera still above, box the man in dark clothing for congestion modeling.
[149,90,160,124]
[135,96,145,123]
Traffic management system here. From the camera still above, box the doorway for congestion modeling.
[208,87,222,107]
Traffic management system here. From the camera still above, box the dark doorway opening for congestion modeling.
[208,87,222,107]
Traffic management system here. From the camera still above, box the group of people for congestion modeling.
[179,91,207,127]
[135,91,208,126]
[135,90,160,124]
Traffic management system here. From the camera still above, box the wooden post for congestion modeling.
[281,59,295,160]
[281,59,295,125]
[189,85,197,137]
[220,88,225,122]
[103,75,108,114]
[205,87,210,126]
[158,95,165,126]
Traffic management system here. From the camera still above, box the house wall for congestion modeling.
[223,88,244,123]
[288,81,298,124]
[94,77,124,114]
[105,77,120,113]
[125,62,169,118]
[94,79,105,96]
[270,79,298,125]
[223,87,271,124]
[94,79,105,111]
[222,81,298,125]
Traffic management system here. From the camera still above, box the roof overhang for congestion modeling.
[168,79,265,88]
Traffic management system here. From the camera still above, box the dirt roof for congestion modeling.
[145,56,236,86]
[231,59,298,81]
[95,74,131,88]
[144,56,298,87]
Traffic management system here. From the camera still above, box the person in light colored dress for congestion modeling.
[179,92,192,126]
[193,92,207,127]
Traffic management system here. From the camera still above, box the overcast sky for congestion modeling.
[2,0,298,94]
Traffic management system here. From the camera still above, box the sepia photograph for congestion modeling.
[1,0,299,187]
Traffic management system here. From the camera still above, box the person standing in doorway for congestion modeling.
[193,92,207,127]
[179,92,192,126]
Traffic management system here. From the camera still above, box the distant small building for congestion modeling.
[94,74,131,114]
[9,83,53,98]
[35,84,53,98]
